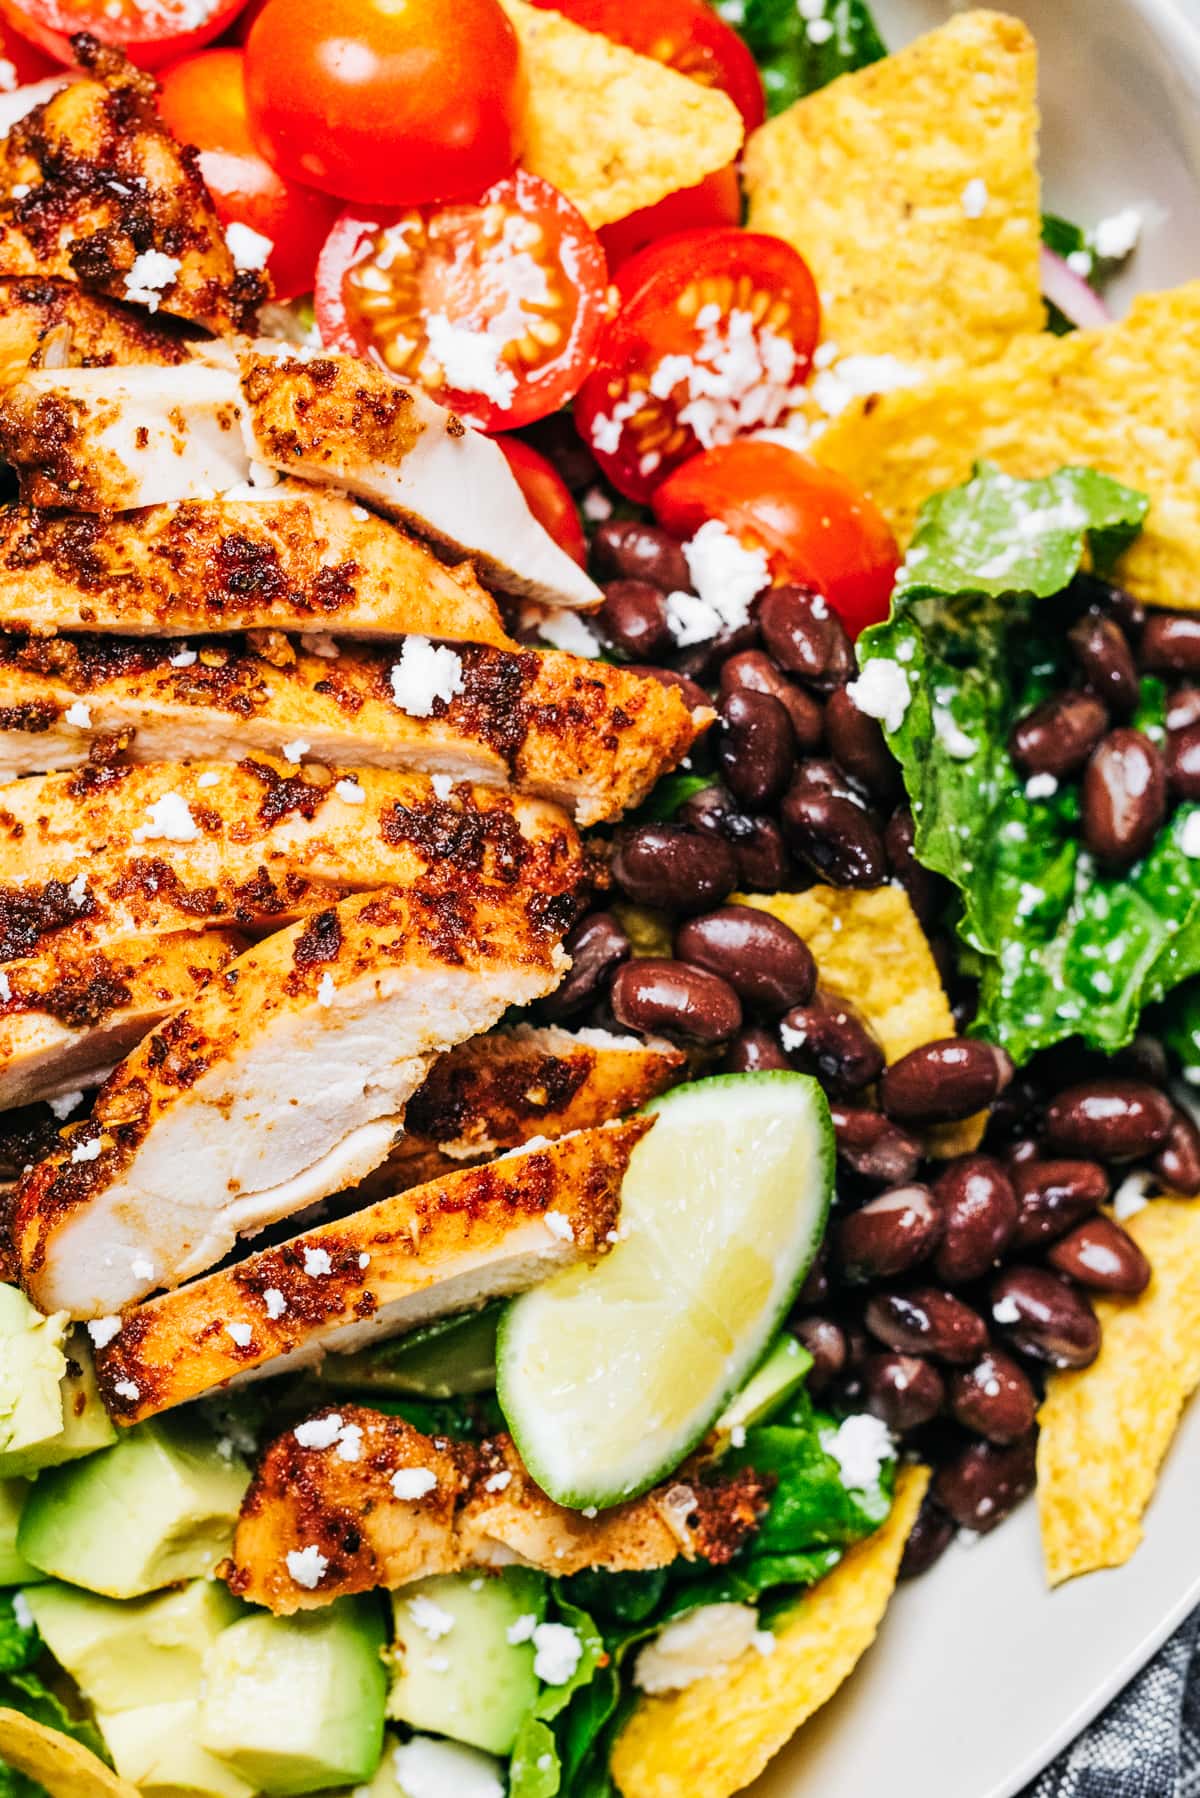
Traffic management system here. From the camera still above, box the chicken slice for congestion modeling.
[0,635,704,825]
[0,277,194,386]
[0,489,511,646]
[0,927,247,1110]
[0,758,583,961]
[16,877,580,1318]
[222,1402,769,1615]
[0,41,265,333]
[90,1119,645,1417]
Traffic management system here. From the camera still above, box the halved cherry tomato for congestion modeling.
[244,0,522,206]
[574,228,819,504]
[599,163,741,273]
[315,170,609,433]
[0,14,56,82]
[529,0,764,133]
[497,436,587,567]
[653,440,900,637]
[0,0,249,68]
[157,49,340,301]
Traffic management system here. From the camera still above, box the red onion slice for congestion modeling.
[1040,246,1112,330]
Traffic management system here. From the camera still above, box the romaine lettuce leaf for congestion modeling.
[715,0,886,115]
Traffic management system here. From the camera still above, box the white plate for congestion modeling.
[754,4,1200,1793]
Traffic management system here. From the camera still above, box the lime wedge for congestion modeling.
[496,1072,833,1508]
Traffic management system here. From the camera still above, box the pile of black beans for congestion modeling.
[533,488,1200,1572]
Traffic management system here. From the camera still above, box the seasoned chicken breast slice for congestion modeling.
[0,42,265,333]
[91,1122,645,1420]
[222,1402,768,1614]
[16,879,578,1317]
[0,927,247,1110]
[0,490,512,645]
[0,635,705,825]
[0,277,194,386]
[0,758,583,961]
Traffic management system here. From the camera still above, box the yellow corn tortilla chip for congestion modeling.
[611,1464,928,1798]
[814,282,1200,610]
[500,0,744,229]
[1038,1194,1200,1585]
[0,1710,135,1798]
[743,10,1042,391]
[736,886,982,1154]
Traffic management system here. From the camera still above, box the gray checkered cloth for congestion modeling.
[1021,1610,1200,1798]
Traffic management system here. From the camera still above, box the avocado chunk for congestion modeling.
[0,1479,43,1586]
[18,1418,249,1598]
[0,1286,70,1467]
[387,1569,545,1756]
[25,1578,243,1712]
[713,1333,812,1450]
[321,1305,500,1398]
[101,1700,256,1798]
[0,1329,118,1479]
[199,1597,387,1795]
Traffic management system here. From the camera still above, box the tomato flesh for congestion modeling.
[653,440,900,637]
[0,0,248,67]
[497,436,587,567]
[315,170,609,433]
[574,228,820,504]
[244,0,522,206]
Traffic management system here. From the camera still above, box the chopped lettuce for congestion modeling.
[715,0,886,115]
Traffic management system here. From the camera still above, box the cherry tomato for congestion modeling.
[497,437,587,567]
[315,170,609,433]
[0,14,56,81]
[0,0,248,68]
[653,440,900,636]
[244,0,522,206]
[529,0,763,132]
[157,49,339,300]
[599,163,741,273]
[574,228,819,503]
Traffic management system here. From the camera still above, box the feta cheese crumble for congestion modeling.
[294,1414,345,1451]
[425,313,517,409]
[263,1287,287,1319]
[124,250,181,313]
[1113,1170,1153,1220]
[506,1612,538,1645]
[960,177,989,217]
[634,1604,763,1694]
[819,1414,892,1490]
[169,648,198,668]
[0,972,9,1003]
[389,637,466,718]
[132,792,201,843]
[391,1739,504,1798]
[87,1315,122,1349]
[286,1545,329,1589]
[225,221,274,271]
[543,1210,575,1242]
[1181,813,1200,859]
[483,1470,513,1493]
[533,606,601,657]
[316,973,335,1007]
[113,1380,140,1402]
[1091,206,1142,261]
[992,1295,1022,1324]
[227,1322,252,1348]
[1025,772,1059,800]
[67,874,88,908]
[48,1089,83,1119]
[408,1594,456,1640]
[302,1247,332,1277]
[846,658,910,733]
[335,778,365,805]
[282,738,310,763]
[932,704,978,760]
[532,1622,583,1686]
[70,1137,102,1164]
[391,1466,438,1500]
[64,701,92,728]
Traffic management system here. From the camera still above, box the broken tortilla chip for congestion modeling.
[1038,1193,1200,1584]
[735,887,981,1154]
[500,0,744,228]
[611,1464,927,1798]
[814,282,1200,610]
[0,1709,135,1798]
[743,10,1042,399]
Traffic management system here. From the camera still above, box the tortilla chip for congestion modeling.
[500,0,744,228]
[1038,1194,1200,1584]
[736,886,981,1155]
[814,282,1200,610]
[0,1710,135,1798]
[743,10,1042,394]
[611,1465,927,1798]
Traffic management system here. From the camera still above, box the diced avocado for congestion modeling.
[25,1578,243,1712]
[199,1597,387,1795]
[387,1568,545,1756]
[101,1700,256,1798]
[0,1329,118,1479]
[18,1418,249,1598]
[0,1479,43,1586]
[321,1305,500,1398]
[0,1285,70,1467]
[713,1334,812,1449]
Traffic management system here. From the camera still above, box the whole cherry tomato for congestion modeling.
[0,0,249,68]
[599,163,741,273]
[497,436,587,566]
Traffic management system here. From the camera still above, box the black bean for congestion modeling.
[883,807,946,927]
[864,1287,989,1363]
[675,906,816,1017]
[932,1155,1018,1283]
[989,1266,1100,1368]
[730,816,790,892]
[864,1352,944,1432]
[597,580,673,661]
[611,824,736,915]
[722,1025,792,1073]
[1047,1215,1151,1295]
[1005,1135,1042,1170]
[717,690,795,809]
[538,911,630,1021]
[823,686,901,800]
[899,1494,956,1578]
[1167,686,1200,733]
[675,613,762,683]
[1140,611,1200,674]
[592,520,690,592]
[780,993,885,1094]
[1166,721,1200,801]
[881,1038,1013,1125]
[1010,1158,1109,1249]
[1042,1079,1174,1162]
[780,782,887,887]
[791,1317,846,1395]
[720,651,824,750]
[1075,571,1145,638]
[1152,1106,1200,1195]
[830,1106,923,1186]
[934,1435,1037,1533]
[1068,611,1139,714]
[838,1184,942,1282]
[1081,728,1167,867]
[611,958,741,1044]
[760,584,855,688]
[947,1349,1037,1444]
[1116,1033,1170,1086]
[624,664,712,714]
[795,1244,831,1307]
[1009,691,1108,780]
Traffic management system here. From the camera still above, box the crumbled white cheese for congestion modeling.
[263,1287,287,1319]
[64,700,92,729]
[70,1137,102,1164]
[431,774,454,801]
[1091,206,1142,261]
[425,312,517,409]
[1113,1170,1153,1220]
[113,1379,140,1402]
[391,1739,504,1798]
[806,15,833,41]
[197,770,221,788]
[408,1594,456,1640]
[532,1622,583,1686]
[225,221,274,271]
[303,1247,332,1277]
[316,973,335,1008]
[846,658,910,733]
[1025,772,1058,800]
[358,1252,371,1268]
[809,352,922,421]
[932,704,977,760]
[730,1423,747,1449]
[389,637,466,718]
[87,1315,122,1349]
[11,1593,32,1632]
[282,738,310,764]
[131,1256,155,1282]
[665,589,723,648]
[48,1089,83,1119]
[124,249,181,313]
[67,873,88,908]
[484,1470,513,1493]
[633,1604,762,1694]
[779,1021,806,1052]
[1067,248,1094,277]
[992,1295,1022,1324]
[335,778,365,805]
[960,177,989,218]
[1181,813,1200,859]
[392,1466,438,1500]
[534,607,601,658]
[0,972,9,1003]
[581,487,613,522]
[295,1414,344,1451]
[169,648,198,668]
[543,1210,575,1242]
[0,60,17,93]
[286,1545,329,1590]
[819,1414,893,1490]
[506,1612,538,1645]
[132,792,201,843]
[682,519,770,637]
[227,1322,252,1348]
[336,1422,362,1462]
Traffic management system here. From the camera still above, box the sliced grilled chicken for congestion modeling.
[0,927,247,1110]
[0,635,703,824]
[16,879,580,1318]
[223,1402,768,1614]
[0,757,583,961]
[0,490,511,646]
[0,42,265,333]
[0,277,194,386]
[90,1120,644,1413]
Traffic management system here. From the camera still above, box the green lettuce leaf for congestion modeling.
[715,0,886,115]
[508,1597,607,1798]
